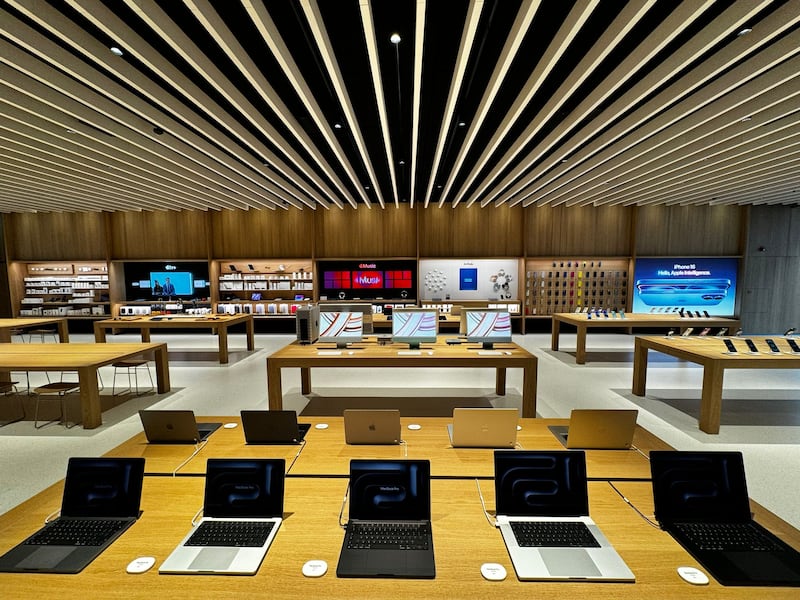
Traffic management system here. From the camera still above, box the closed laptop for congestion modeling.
[241,410,310,444]
[139,410,221,444]
[344,409,401,445]
[447,407,518,448]
[548,409,637,449]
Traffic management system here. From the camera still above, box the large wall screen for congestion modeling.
[319,260,416,301]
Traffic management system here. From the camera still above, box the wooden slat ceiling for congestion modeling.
[1,0,799,212]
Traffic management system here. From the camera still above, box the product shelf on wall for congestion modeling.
[525,258,629,317]
[17,262,110,318]
[214,260,313,318]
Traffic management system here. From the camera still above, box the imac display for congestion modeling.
[392,309,438,349]
[318,312,364,349]
[632,258,738,316]
[465,310,512,349]
[320,303,374,334]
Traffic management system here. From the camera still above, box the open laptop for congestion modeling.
[241,410,310,444]
[344,409,401,445]
[548,409,638,449]
[139,409,221,443]
[159,458,285,575]
[0,457,145,574]
[493,450,635,581]
[337,459,435,578]
[447,407,518,448]
[650,451,800,587]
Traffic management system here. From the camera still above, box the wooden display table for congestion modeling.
[633,335,800,433]
[0,343,169,429]
[0,476,797,598]
[267,336,538,417]
[0,317,69,343]
[93,314,255,364]
[551,312,742,364]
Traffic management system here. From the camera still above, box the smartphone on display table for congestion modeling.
[786,338,800,354]
[723,339,738,353]
[765,339,781,354]
[744,339,759,353]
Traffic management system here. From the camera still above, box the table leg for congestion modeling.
[495,367,507,395]
[699,361,724,434]
[141,328,151,343]
[301,368,311,395]
[551,318,561,351]
[521,363,537,418]
[93,322,107,343]
[218,325,229,364]
[575,324,587,365]
[632,338,649,396]
[78,366,101,429]
[56,320,69,343]
[267,359,283,410]
[153,345,171,393]
[245,317,255,351]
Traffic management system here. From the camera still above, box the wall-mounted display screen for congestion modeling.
[319,260,416,301]
[123,261,210,300]
[632,257,738,316]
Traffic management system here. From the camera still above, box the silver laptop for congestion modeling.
[159,458,284,575]
[493,450,635,581]
[139,410,221,444]
[447,408,518,448]
[548,409,638,449]
[343,409,401,444]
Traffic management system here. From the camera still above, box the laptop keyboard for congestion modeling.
[346,522,430,550]
[26,518,129,547]
[185,521,275,548]
[673,521,783,552]
[510,521,600,548]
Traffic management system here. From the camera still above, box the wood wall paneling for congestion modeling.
[109,211,209,259]
[418,204,524,257]
[210,208,315,258]
[525,206,631,256]
[5,212,107,260]
[316,205,416,258]
[635,205,744,256]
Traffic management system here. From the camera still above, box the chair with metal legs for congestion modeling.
[33,380,80,429]
[112,359,154,396]
[27,328,59,343]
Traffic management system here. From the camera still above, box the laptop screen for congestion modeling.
[348,460,430,521]
[203,459,285,519]
[61,457,145,518]
[494,451,589,517]
[650,451,751,524]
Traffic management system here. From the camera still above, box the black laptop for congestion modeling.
[336,459,435,579]
[0,457,145,574]
[139,410,221,443]
[650,450,800,586]
[240,410,310,444]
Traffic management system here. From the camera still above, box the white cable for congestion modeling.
[474,478,497,527]
[172,439,207,476]
[338,483,350,530]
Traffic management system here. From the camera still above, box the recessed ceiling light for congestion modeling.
[736,28,752,37]
[390,33,401,44]
[398,160,405,166]
[364,185,370,190]
[740,116,752,122]
[333,122,342,129]
[457,121,466,127]
[110,46,123,56]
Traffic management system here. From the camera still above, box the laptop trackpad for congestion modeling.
[17,546,74,569]
[188,547,238,571]
[367,550,406,575]
[541,549,601,578]
[726,551,800,581]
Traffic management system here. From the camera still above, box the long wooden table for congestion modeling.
[0,343,170,429]
[1,476,797,598]
[551,312,742,364]
[0,317,69,343]
[632,335,800,434]
[105,416,661,479]
[93,313,255,364]
[267,336,538,417]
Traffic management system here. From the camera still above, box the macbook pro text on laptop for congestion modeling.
[0,457,145,574]
[493,450,635,581]
[241,410,310,444]
[650,451,800,587]
[337,459,435,578]
[344,409,401,445]
[159,458,285,575]
[139,410,221,444]
[548,409,638,449]
[447,407,518,448]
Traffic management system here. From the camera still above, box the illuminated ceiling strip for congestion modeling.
[302,0,385,208]
[359,0,399,206]
[408,0,425,208]
[424,0,484,208]
[241,0,372,208]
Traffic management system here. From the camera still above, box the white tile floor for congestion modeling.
[1,331,798,531]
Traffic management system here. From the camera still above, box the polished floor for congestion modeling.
[1,331,798,531]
